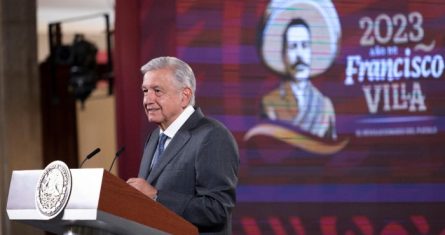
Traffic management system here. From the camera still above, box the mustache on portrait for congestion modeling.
[291,58,309,69]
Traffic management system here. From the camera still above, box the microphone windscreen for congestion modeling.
[86,147,101,159]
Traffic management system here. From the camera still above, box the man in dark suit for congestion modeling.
[127,56,239,234]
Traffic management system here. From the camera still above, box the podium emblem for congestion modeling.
[35,160,72,219]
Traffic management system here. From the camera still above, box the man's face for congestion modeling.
[142,68,190,130]
[283,24,311,81]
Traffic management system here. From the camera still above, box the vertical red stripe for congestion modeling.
[381,222,408,235]
[268,217,288,235]
[320,216,338,235]
[289,216,306,235]
[352,216,373,235]
[241,217,262,235]
[410,216,429,234]
[115,0,143,179]
[222,1,244,115]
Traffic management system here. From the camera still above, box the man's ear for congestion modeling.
[181,87,193,107]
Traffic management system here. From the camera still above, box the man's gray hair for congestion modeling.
[141,56,196,106]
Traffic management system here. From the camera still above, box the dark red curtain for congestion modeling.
[114,0,176,179]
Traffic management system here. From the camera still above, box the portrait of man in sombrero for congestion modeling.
[258,0,341,141]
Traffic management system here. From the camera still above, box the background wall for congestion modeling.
[76,85,117,174]
[0,0,43,234]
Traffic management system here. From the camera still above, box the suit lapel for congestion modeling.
[147,131,191,183]
[138,130,159,179]
[147,108,204,183]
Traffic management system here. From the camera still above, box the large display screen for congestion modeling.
[139,0,445,233]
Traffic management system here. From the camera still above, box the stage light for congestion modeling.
[67,34,98,106]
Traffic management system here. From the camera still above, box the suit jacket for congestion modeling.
[138,108,239,235]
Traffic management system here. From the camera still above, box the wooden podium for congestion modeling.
[6,169,198,235]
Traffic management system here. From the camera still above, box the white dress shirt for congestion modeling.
[159,105,195,149]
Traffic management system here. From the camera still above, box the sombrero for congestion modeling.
[260,0,341,77]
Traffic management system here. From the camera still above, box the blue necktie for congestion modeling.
[150,133,168,169]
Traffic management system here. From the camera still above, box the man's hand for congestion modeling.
[126,178,158,200]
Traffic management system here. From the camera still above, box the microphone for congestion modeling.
[109,146,125,172]
[79,148,101,168]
